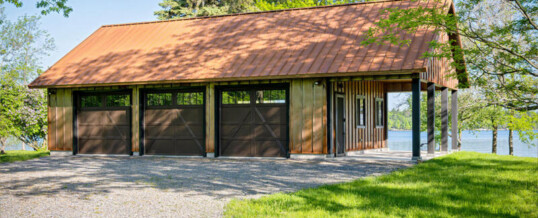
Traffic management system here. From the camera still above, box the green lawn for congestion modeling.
[0,150,50,163]
[225,152,538,217]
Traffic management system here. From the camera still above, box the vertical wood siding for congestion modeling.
[420,32,458,89]
[289,79,328,154]
[331,80,386,151]
[47,88,73,151]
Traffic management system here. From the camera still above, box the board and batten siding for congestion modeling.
[331,80,386,151]
[47,88,73,151]
[289,79,328,154]
[420,32,459,90]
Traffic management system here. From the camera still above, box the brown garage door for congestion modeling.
[76,92,131,154]
[143,90,205,156]
[219,87,288,157]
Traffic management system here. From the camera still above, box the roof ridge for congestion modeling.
[101,0,400,28]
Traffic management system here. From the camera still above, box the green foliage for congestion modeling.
[0,0,72,17]
[226,152,538,217]
[0,150,49,163]
[154,0,364,19]
[363,0,537,111]
[387,108,411,130]
[0,8,51,151]
[154,0,258,19]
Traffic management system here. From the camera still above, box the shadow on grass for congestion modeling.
[0,150,50,163]
[226,152,538,217]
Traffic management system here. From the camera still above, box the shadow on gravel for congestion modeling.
[0,156,411,199]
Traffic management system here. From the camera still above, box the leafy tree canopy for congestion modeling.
[0,0,72,17]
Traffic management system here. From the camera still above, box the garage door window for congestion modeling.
[222,91,250,104]
[256,90,286,104]
[80,95,102,108]
[147,93,172,106]
[177,92,203,105]
[106,94,130,107]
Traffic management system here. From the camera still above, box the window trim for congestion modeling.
[375,98,384,128]
[356,95,366,128]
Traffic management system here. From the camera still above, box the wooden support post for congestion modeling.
[451,90,458,151]
[427,83,435,154]
[412,78,421,160]
[441,87,448,152]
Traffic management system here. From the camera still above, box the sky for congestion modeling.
[4,0,408,109]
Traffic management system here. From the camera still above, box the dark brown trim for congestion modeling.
[326,80,332,155]
[29,69,427,89]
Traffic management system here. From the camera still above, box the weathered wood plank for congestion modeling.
[290,79,303,153]
[302,79,314,153]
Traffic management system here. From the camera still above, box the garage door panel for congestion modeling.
[145,139,175,155]
[77,92,131,155]
[79,139,129,154]
[145,124,175,138]
[143,90,205,156]
[220,108,250,123]
[255,141,284,157]
[104,111,130,124]
[221,140,251,156]
[253,124,286,138]
[219,87,287,157]
[175,140,203,155]
[220,125,253,138]
[254,107,286,123]
[78,111,107,124]
[145,110,176,125]
[175,125,203,137]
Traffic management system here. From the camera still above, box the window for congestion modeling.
[106,94,130,107]
[147,93,172,106]
[356,95,365,127]
[177,92,203,105]
[80,95,102,107]
[375,98,384,127]
[256,90,286,104]
[222,91,250,104]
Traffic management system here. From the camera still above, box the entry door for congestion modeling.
[76,92,131,155]
[335,94,345,155]
[143,90,205,156]
[219,87,288,157]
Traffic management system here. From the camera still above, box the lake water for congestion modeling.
[5,130,537,158]
[388,130,538,158]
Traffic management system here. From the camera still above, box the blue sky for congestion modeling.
[4,0,407,109]
[4,0,162,68]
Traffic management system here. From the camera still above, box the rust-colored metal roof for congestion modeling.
[30,0,452,88]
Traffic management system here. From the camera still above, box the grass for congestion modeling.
[225,152,538,217]
[0,150,50,163]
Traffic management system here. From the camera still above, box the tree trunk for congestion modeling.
[21,141,26,151]
[509,128,514,155]
[458,130,463,150]
[492,125,498,154]
[0,138,6,154]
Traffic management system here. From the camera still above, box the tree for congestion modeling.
[0,0,72,17]
[363,0,537,111]
[0,76,24,154]
[0,8,52,151]
[154,0,257,19]
[154,0,360,19]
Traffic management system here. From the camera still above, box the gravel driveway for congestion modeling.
[0,154,411,217]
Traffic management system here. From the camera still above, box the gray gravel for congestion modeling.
[0,154,411,217]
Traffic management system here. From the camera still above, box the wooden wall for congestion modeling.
[289,79,328,154]
[331,80,386,151]
[47,78,389,154]
[47,88,73,151]
[420,32,458,90]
